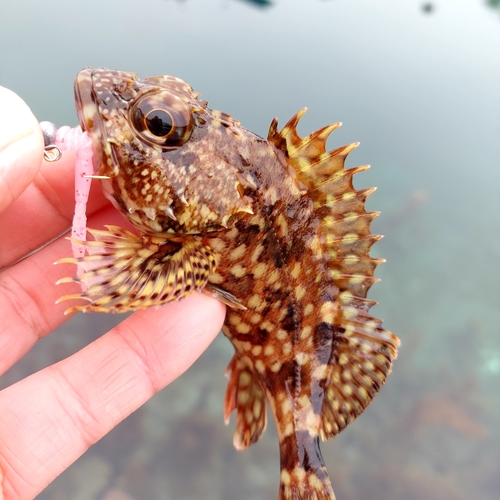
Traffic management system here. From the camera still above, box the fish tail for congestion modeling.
[277,434,335,500]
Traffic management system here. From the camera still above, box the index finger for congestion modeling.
[0,292,226,500]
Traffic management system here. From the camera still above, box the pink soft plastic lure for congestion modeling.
[53,126,93,273]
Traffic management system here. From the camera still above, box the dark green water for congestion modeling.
[1,0,499,498]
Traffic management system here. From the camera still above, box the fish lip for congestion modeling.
[74,68,103,174]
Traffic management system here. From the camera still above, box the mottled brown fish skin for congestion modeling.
[60,68,400,500]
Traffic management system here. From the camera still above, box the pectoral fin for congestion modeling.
[56,225,216,314]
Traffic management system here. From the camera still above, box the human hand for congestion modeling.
[0,86,226,500]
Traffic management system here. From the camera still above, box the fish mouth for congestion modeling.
[74,68,103,174]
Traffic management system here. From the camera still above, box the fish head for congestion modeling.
[74,68,255,236]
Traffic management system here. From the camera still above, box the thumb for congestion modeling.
[0,86,44,214]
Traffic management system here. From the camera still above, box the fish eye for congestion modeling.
[130,92,193,149]
[145,109,173,137]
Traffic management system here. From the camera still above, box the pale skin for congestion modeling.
[0,86,226,500]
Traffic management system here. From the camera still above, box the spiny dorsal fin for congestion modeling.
[268,108,348,187]
[268,109,382,298]
[269,110,400,440]
[56,225,216,313]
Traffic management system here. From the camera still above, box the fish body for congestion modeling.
[60,68,400,499]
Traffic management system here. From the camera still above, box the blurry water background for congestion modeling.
[1,0,499,498]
